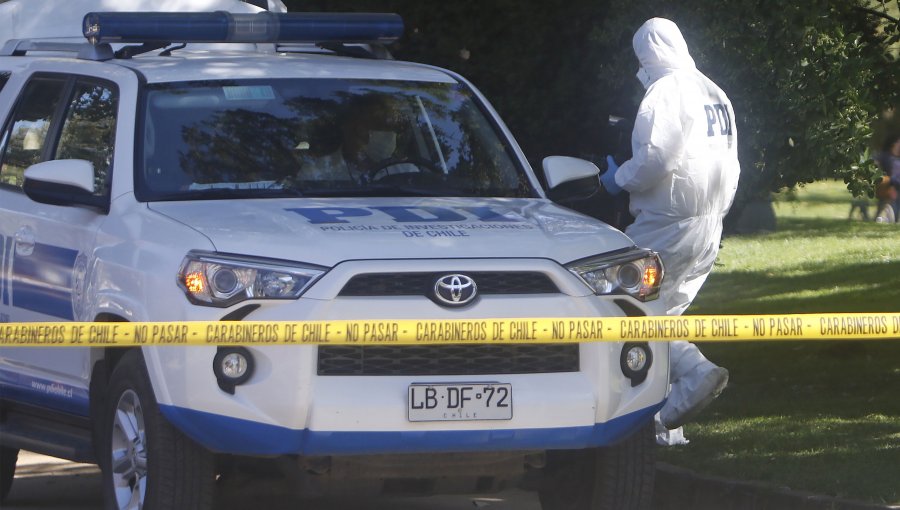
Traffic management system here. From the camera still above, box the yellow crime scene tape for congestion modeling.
[1,313,899,347]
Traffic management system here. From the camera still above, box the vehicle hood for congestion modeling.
[149,197,634,267]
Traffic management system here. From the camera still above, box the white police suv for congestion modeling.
[0,1,669,508]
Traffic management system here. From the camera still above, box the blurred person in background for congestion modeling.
[875,133,900,223]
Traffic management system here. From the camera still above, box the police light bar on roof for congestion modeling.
[82,11,403,45]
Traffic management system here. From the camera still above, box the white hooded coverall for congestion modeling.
[612,18,740,439]
[616,18,740,314]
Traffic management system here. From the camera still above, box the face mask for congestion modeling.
[363,130,397,161]
[636,67,651,89]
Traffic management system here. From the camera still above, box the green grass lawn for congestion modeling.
[659,180,900,505]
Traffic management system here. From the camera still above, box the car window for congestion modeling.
[137,79,536,201]
[0,76,67,189]
[0,75,118,197]
[0,72,10,92]
[55,80,118,197]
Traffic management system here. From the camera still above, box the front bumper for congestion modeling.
[146,258,669,456]
[159,400,664,455]
[150,337,668,456]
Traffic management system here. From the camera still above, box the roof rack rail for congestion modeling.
[0,39,114,61]
[275,42,395,60]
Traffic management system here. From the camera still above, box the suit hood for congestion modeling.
[632,18,696,86]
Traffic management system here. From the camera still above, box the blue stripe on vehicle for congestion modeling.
[158,403,663,456]
[0,369,90,416]
[11,242,77,320]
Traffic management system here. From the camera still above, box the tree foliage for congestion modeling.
[287,0,899,199]
[589,0,900,201]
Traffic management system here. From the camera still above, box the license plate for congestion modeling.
[408,383,512,422]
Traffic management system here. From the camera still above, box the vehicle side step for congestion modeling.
[0,401,96,464]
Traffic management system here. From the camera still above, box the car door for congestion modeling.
[0,72,118,416]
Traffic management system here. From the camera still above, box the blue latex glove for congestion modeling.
[599,155,622,195]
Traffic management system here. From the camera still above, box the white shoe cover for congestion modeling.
[655,416,690,446]
[660,362,729,429]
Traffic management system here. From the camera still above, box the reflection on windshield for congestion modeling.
[138,79,535,200]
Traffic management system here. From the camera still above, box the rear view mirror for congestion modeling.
[23,159,106,212]
[542,156,600,190]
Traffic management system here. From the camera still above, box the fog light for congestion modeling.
[620,342,652,387]
[221,352,248,379]
[625,346,647,371]
[213,347,254,394]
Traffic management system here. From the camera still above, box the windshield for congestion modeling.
[137,79,536,200]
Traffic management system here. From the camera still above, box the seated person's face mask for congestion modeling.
[364,130,397,161]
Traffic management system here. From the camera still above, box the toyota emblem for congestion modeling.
[433,274,478,307]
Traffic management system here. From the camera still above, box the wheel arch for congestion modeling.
[88,313,135,463]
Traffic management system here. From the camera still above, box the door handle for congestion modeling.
[14,226,35,256]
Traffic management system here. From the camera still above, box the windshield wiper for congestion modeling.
[290,185,442,197]
[153,183,487,200]
[364,182,481,197]
[177,186,304,200]
[356,183,439,196]
[298,184,484,197]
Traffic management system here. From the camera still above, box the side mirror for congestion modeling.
[23,159,106,211]
[542,156,600,190]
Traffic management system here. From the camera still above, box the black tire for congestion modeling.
[538,421,656,510]
[0,446,18,502]
[101,350,215,510]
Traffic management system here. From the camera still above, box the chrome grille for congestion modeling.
[338,272,559,297]
[317,344,579,376]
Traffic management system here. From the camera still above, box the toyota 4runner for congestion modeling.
[0,1,668,509]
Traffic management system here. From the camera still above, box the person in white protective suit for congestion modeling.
[599,18,741,444]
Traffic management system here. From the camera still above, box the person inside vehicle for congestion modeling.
[297,94,409,183]
[599,17,740,444]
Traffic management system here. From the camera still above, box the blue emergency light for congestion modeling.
[82,11,403,46]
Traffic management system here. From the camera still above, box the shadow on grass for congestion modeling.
[661,340,900,504]
[773,180,877,207]
[671,414,900,503]
[664,187,900,505]
[692,258,900,314]
[758,216,899,241]
[776,192,855,207]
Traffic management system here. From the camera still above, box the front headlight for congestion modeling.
[178,251,326,307]
[566,249,664,302]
